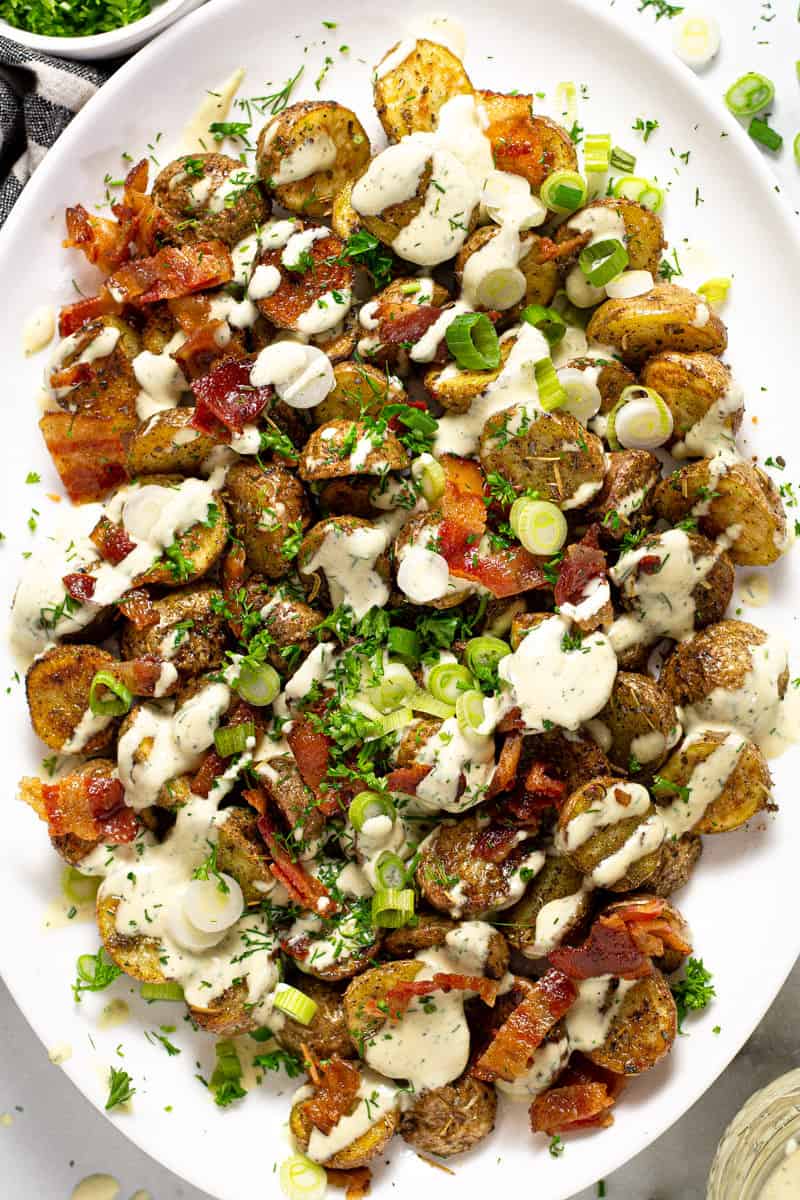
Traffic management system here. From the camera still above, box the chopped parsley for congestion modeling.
[105,1066,136,1111]
[0,0,150,35]
[671,958,715,1033]
[336,230,394,289]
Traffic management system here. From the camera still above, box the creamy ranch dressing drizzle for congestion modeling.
[133,330,188,419]
[565,975,638,1052]
[298,1071,400,1163]
[496,1036,570,1100]
[303,525,389,619]
[528,888,590,958]
[48,325,120,400]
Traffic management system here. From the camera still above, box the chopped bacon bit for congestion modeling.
[63,572,96,603]
[440,454,487,533]
[554,541,607,608]
[50,361,96,393]
[375,304,444,351]
[369,974,499,1021]
[497,706,524,733]
[440,520,549,598]
[20,767,137,844]
[117,588,159,630]
[473,826,522,863]
[536,232,592,262]
[106,240,233,307]
[58,293,121,337]
[90,516,136,565]
[250,800,339,913]
[64,205,130,275]
[524,761,567,801]
[606,898,693,960]
[326,1166,372,1199]
[302,1057,361,1136]
[385,763,433,795]
[192,751,227,799]
[190,358,273,436]
[637,554,662,576]
[175,320,246,384]
[110,655,177,697]
[287,716,332,795]
[40,413,128,503]
[64,160,166,276]
[548,914,654,981]
[487,733,522,799]
[472,968,577,1082]
[529,1053,626,1135]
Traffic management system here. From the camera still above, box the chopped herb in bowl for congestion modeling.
[0,0,152,37]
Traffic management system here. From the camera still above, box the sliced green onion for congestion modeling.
[697,277,731,307]
[375,852,408,890]
[89,671,132,717]
[520,304,566,347]
[273,985,318,1025]
[235,660,280,706]
[445,312,500,370]
[372,886,415,928]
[555,80,578,125]
[608,385,673,451]
[540,169,588,214]
[510,497,568,555]
[456,689,488,740]
[464,636,511,677]
[279,1154,327,1200]
[612,175,649,201]
[475,267,527,310]
[378,705,414,734]
[557,366,602,422]
[609,146,637,173]
[579,238,629,287]
[62,866,100,905]
[534,357,568,412]
[637,185,665,213]
[400,281,421,295]
[140,981,185,1002]
[349,790,396,830]
[673,12,720,69]
[748,117,783,152]
[368,662,416,713]
[725,72,774,117]
[410,689,456,719]
[214,721,255,758]
[388,626,420,661]
[584,133,611,173]
[76,953,101,983]
[428,661,475,705]
[794,132,800,166]
[412,454,446,503]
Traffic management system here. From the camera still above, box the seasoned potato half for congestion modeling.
[424,337,513,413]
[223,460,311,577]
[660,618,788,714]
[298,419,409,480]
[560,198,665,276]
[331,178,364,240]
[189,980,257,1037]
[454,227,560,316]
[614,530,735,637]
[353,158,434,249]
[233,577,326,674]
[26,643,117,753]
[125,409,216,477]
[374,39,473,142]
[314,360,405,425]
[646,833,702,897]
[120,585,226,680]
[586,448,661,540]
[416,816,538,918]
[275,975,355,1061]
[557,777,663,892]
[344,960,424,1045]
[256,101,371,218]
[298,516,392,605]
[586,970,677,1075]
[383,914,510,979]
[290,1080,400,1168]
[653,459,788,566]
[595,672,679,777]
[152,153,268,247]
[640,351,742,448]
[479,406,606,510]
[97,892,166,984]
[479,91,577,193]
[504,855,591,958]
[214,807,275,905]
[656,729,772,834]
[586,284,728,366]
[50,315,141,435]
[400,1074,497,1156]
[253,220,354,332]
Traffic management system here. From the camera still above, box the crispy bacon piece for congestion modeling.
[50,361,96,393]
[537,232,592,263]
[90,516,136,565]
[20,765,137,844]
[385,763,433,795]
[637,554,663,576]
[64,160,165,276]
[40,412,128,503]
[375,303,443,350]
[554,540,607,608]
[117,587,159,630]
[440,453,486,531]
[190,357,273,436]
[367,974,499,1021]
[110,655,178,697]
[487,734,522,799]
[548,914,654,981]
[472,968,577,1082]
[529,1054,626,1135]
[326,1167,372,1199]
[302,1056,361,1135]
[63,572,96,603]
[497,705,524,733]
[192,751,227,799]
[606,898,693,960]
[287,716,331,794]
[58,293,122,337]
[503,762,566,826]
[106,240,233,307]
[64,205,129,276]
[250,801,339,913]
[525,761,568,801]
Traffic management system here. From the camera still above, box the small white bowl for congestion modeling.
[0,0,205,60]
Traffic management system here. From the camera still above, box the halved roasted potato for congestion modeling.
[315,360,405,425]
[343,960,423,1046]
[559,198,665,276]
[479,406,605,510]
[660,618,788,715]
[595,672,679,777]
[424,333,514,413]
[504,856,590,959]
[479,91,577,193]
[120,584,226,680]
[152,152,268,246]
[586,449,661,541]
[214,807,275,905]
[253,220,354,332]
[97,892,166,984]
[290,1067,400,1168]
[586,284,728,365]
[374,39,473,142]
[274,975,355,1061]
[399,1074,497,1156]
[655,729,772,834]
[223,460,311,577]
[557,777,662,892]
[26,644,117,753]
[640,351,742,450]
[125,409,216,477]
[585,970,677,1075]
[454,227,560,315]
[299,419,409,480]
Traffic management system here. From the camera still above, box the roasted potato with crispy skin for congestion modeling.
[535,728,618,794]
[479,91,577,193]
[479,406,606,510]
[152,153,268,247]
[504,856,591,959]
[50,315,141,436]
[125,409,216,477]
[256,753,325,842]
[298,419,409,480]
[214,807,274,904]
[653,459,788,566]
[661,619,788,720]
[393,511,475,610]
[383,914,510,979]
[586,284,728,366]
[559,198,665,277]
[331,179,364,240]
[352,159,437,251]
[290,1071,400,1168]
[557,777,662,892]
[559,356,637,416]
[120,585,226,680]
[274,975,355,1060]
[189,980,257,1037]
[253,220,354,332]
[315,360,405,425]
[224,461,310,577]
[585,970,677,1075]
[416,816,539,918]
[400,1073,497,1156]
[285,899,383,983]
[298,515,391,607]
[425,335,514,413]
[586,449,661,541]
[26,643,117,753]
[640,351,742,450]
[344,960,424,1046]
[646,833,702,897]
[395,719,443,767]
[455,227,560,315]
[374,39,473,141]
[256,101,371,218]
[97,892,166,984]
[655,729,772,834]
[595,672,679,776]
[234,578,326,674]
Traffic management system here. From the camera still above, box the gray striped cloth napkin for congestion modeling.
[0,35,116,223]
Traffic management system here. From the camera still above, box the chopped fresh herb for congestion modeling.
[549,1134,565,1158]
[73,948,122,1003]
[0,0,151,36]
[652,775,691,802]
[146,1029,181,1056]
[25,472,40,484]
[637,0,684,19]
[281,518,305,562]
[336,230,394,289]
[671,957,715,1033]
[192,841,229,894]
[105,1066,136,1111]
[633,116,660,142]
[253,1047,304,1077]
[259,426,299,462]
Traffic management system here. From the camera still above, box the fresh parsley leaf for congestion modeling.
[670,957,715,1033]
[105,1066,136,1111]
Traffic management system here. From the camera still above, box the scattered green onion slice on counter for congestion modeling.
[555,80,578,124]
[510,497,568,556]
[388,626,420,661]
[607,386,673,450]
[578,238,629,286]
[464,636,511,677]
[273,985,318,1025]
[349,790,396,831]
[540,169,588,213]
[724,72,775,117]
[520,303,566,346]
[62,866,100,905]
[672,12,720,70]
[445,312,501,370]
[428,661,475,705]
[410,690,456,719]
[748,117,783,152]
[697,277,731,307]
[372,887,415,928]
[456,689,488,739]
[375,852,409,891]
[377,705,414,734]
[88,671,132,717]
[609,145,637,173]
[368,662,416,712]
[583,133,611,173]
[235,660,280,706]
[412,454,446,503]
[533,357,568,412]
[140,981,185,1002]
[214,721,255,758]
[279,1154,327,1200]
